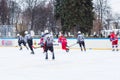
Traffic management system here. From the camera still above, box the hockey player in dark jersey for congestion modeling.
[77,31,86,51]
[24,31,34,54]
[17,34,28,50]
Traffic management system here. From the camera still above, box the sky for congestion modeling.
[109,0,120,14]
[14,0,120,14]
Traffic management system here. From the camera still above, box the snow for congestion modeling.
[0,47,120,80]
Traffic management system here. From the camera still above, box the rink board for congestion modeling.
[0,38,116,50]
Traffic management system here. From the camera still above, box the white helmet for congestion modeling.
[44,30,49,33]
[78,31,81,34]
[17,34,20,36]
[25,31,28,34]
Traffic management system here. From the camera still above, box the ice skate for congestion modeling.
[116,49,119,51]
[19,47,22,50]
[52,56,55,60]
[112,49,115,51]
[45,56,48,59]
[52,53,55,60]
[45,52,48,59]
[66,48,69,52]
[31,51,34,54]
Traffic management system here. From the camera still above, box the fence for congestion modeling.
[0,38,114,50]
[0,25,16,38]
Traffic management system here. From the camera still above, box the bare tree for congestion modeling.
[0,0,21,25]
[21,0,55,34]
[8,0,21,31]
[0,0,8,25]
[93,0,111,33]
[22,0,42,31]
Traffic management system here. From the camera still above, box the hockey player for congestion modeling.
[77,31,86,51]
[43,30,55,60]
[17,33,28,50]
[24,31,35,54]
[58,34,69,52]
[38,35,45,53]
[109,31,118,51]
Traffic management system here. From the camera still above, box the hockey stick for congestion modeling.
[65,43,77,52]
[32,45,41,49]
[68,43,77,48]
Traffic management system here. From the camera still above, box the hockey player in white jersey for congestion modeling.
[43,30,55,60]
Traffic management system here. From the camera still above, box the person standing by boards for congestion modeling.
[109,31,119,51]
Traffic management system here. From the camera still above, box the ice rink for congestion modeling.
[0,47,120,80]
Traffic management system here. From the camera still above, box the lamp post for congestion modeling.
[106,18,111,30]
[118,17,120,29]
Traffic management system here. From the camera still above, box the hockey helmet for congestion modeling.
[17,34,20,36]
[78,31,81,34]
[44,30,49,33]
[24,31,28,34]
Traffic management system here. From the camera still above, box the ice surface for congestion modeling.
[0,47,120,80]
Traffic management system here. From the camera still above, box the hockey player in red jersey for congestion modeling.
[38,36,45,53]
[58,34,69,52]
[110,31,119,51]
